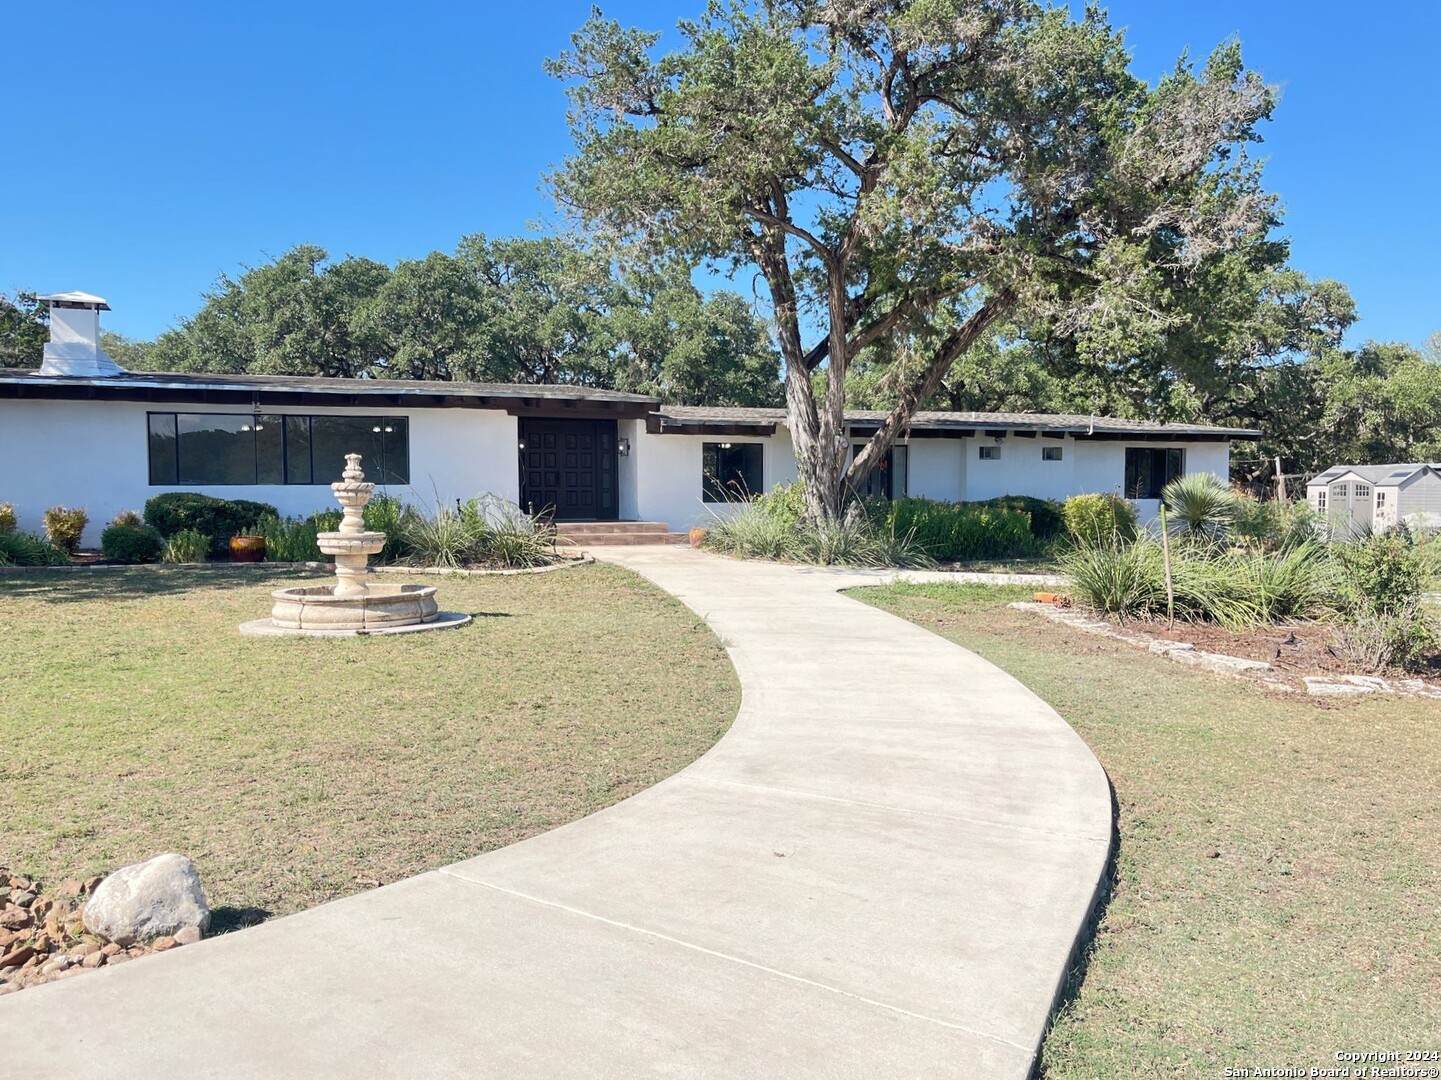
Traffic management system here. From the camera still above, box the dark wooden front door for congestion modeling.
[519,419,618,520]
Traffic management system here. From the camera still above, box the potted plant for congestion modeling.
[229,532,267,563]
[688,527,709,548]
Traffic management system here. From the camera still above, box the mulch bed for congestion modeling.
[1120,616,1441,689]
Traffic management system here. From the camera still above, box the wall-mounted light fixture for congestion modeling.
[518,439,527,451]
[618,437,631,457]
[719,441,733,450]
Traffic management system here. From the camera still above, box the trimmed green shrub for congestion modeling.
[100,521,165,564]
[1332,527,1436,671]
[971,495,1065,540]
[1231,496,1320,552]
[144,493,278,556]
[882,498,1037,561]
[42,506,88,554]
[161,529,211,564]
[0,531,69,567]
[0,502,15,534]
[1063,493,1139,547]
[753,482,807,529]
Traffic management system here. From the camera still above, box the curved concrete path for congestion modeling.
[1,548,1111,1078]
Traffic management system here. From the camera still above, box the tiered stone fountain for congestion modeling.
[240,454,471,637]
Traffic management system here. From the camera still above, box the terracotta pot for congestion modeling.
[688,527,709,548]
[230,535,267,563]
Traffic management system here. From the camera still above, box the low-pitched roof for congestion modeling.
[651,405,1261,440]
[1308,463,1440,487]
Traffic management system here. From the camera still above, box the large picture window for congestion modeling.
[1124,447,1184,500]
[702,442,764,502]
[147,412,410,486]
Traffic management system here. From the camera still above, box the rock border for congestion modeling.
[1010,601,1441,699]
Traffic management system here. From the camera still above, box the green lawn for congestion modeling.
[860,583,1441,1078]
[0,564,736,926]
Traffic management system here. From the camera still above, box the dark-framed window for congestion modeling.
[147,412,410,486]
[1124,447,1184,500]
[1042,446,1063,462]
[702,442,764,502]
[850,444,907,500]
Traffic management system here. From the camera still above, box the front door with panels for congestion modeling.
[518,419,618,520]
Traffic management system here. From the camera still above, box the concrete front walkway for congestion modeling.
[1,549,1111,1078]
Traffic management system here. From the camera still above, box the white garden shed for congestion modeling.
[1306,462,1441,534]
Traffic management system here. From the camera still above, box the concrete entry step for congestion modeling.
[555,522,690,546]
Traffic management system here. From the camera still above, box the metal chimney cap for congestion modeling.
[36,291,110,310]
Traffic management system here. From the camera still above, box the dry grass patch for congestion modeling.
[861,582,1441,1078]
[1,565,736,926]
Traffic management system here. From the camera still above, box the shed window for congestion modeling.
[979,445,1001,461]
[1124,447,1184,500]
[1315,490,1327,513]
[1042,446,1063,462]
[147,412,410,486]
[1334,484,1348,498]
[1354,483,1371,498]
[702,442,764,502]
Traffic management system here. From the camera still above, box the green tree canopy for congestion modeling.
[0,291,47,367]
[549,0,1281,518]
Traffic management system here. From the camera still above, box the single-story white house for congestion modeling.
[1306,462,1441,534]
[0,292,1261,546]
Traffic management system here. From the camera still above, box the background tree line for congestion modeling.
[1,235,786,408]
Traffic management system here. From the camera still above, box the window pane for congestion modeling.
[379,418,410,485]
[148,413,178,485]
[1166,448,1185,488]
[177,414,257,485]
[255,415,284,485]
[284,416,312,484]
[310,416,386,484]
[702,442,763,502]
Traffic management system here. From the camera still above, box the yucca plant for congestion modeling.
[1062,536,1168,620]
[1161,474,1240,543]
[0,530,70,567]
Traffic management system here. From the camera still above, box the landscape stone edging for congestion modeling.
[0,555,592,578]
[1009,601,1441,699]
[1009,601,1291,687]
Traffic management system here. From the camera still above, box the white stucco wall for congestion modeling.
[0,400,520,546]
[906,441,965,503]
[631,428,798,530]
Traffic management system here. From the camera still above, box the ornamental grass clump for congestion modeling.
[256,514,324,563]
[1064,534,1333,629]
[0,531,69,567]
[0,502,17,534]
[160,529,211,564]
[401,495,556,570]
[704,495,931,568]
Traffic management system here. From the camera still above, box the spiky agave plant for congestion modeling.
[1162,473,1241,544]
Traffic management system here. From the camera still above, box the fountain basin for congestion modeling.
[269,582,440,631]
[316,531,386,557]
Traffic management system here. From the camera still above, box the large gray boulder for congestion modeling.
[82,854,211,947]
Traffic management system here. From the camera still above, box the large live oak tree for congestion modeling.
[548,0,1278,520]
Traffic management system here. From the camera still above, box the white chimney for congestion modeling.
[37,291,124,377]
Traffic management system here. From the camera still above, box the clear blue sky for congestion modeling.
[2,1,1436,349]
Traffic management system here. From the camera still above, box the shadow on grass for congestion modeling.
[0,566,330,604]
[1034,776,1121,1079]
[208,905,275,935]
